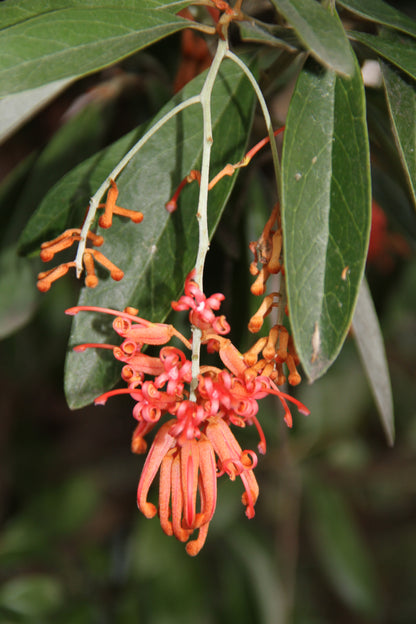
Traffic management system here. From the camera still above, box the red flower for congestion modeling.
[67,279,309,555]
[172,270,230,334]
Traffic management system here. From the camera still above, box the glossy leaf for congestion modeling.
[337,0,416,39]
[352,278,394,446]
[306,478,380,617]
[382,63,416,209]
[0,77,74,144]
[61,59,255,408]
[281,59,371,381]
[0,1,190,97]
[350,30,416,82]
[270,0,355,76]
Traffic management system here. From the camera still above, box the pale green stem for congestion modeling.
[189,36,229,398]
[75,95,200,277]
[225,50,282,200]
[226,51,286,324]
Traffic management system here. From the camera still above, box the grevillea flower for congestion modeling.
[66,274,309,555]
[171,269,230,334]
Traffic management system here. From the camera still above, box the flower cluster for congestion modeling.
[67,271,309,556]
[37,180,143,292]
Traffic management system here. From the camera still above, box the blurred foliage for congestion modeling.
[1,1,416,623]
[1,257,415,623]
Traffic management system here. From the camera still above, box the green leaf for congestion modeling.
[229,530,286,624]
[281,58,371,381]
[270,0,355,76]
[61,59,255,408]
[0,1,190,97]
[0,77,74,144]
[350,30,416,82]
[352,278,394,445]
[382,63,416,210]
[337,0,416,39]
[306,478,381,617]
[0,575,63,618]
[0,246,38,340]
[238,20,299,52]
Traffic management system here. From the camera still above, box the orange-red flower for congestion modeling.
[67,274,309,555]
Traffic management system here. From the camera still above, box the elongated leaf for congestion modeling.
[0,246,38,340]
[270,0,355,76]
[352,278,394,445]
[306,478,381,617]
[382,63,416,209]
[0,0,190,28]
[350,30,416,82]
[0,77,74,144]
[0,1,190,97]
[282,59,371,381]
[337,0,416,39]
[60,59,255,408]
[238,20,299,52]
[229,530,286,624]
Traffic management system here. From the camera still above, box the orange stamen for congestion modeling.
[262,325,280,361]
[83,251,99,288]
[98,179,119,228]
[40,234,79,261]
[165,170,201,213]
[87,248,124,281]
[248,293,276,333]
[267,229,282,274]
[287,354,301,386]
[37,262,76,292]
[250,266,270,296]
[207,128,285,191]
[111,204,143,223]
[276,326,289,363]
[275,362,286,386]
[243,337,268,367]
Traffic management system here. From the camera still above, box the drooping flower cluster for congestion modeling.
[67,270,309,555]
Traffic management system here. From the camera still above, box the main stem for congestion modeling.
[190,36,229,398]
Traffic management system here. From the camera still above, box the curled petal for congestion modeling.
[171,453,192,542]
[195,437,217,528]
[185,521,210,557]
[212,315,231,335]
[137,420,176,518]
[240,468,259,519]
[131,420,156,454]
[241,449,258,470]
[180,440,199,529]
[249,415,267,455]
[205,416,244,480]
[159,451,175,536]
[141,404,161,423]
